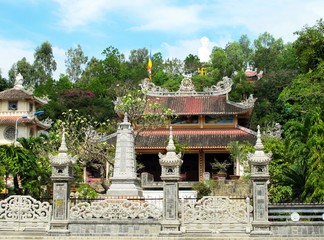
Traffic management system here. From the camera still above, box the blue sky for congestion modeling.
[0,0,323,79]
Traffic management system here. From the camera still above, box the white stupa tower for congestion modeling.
[106,113,143,197]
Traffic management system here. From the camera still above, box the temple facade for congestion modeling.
[131,76,257,184]
[0,74,50,145]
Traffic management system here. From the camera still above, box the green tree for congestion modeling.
[126,48,149,82]
[0,71,9,91]
[17,136,52,197]
[293,19,324,73]
[229,71,254,102]
[279,62,324,122]
[253,32,284,74]
[277,43,298,72]
[65,44,88,84]
[152,52,164,73]
[251,69,295,128]
[101,46,124,79]
[272,61,324,203]
[0,145,43,196]
[239,34,253,65]
[33,41,57,86]
[50,110,116,183]
[184,54,200,75]
[225,42,244,74]
[191,74,214,92]
[114,89,173,131]
[264,136,293,203]
[78,57,101,87]
[210,47,228,80]
[303,110,324,202]
[163,58,183,76]
[8,57,35,87]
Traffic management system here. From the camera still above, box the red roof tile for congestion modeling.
[146,95,251,115]
[0,116,49,129]
[0,116,34,124]
[133,128,256,149]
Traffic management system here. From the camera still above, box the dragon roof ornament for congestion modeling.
[203,76,233,95]
[140,76,233,96]
[139,78,169,95]
[228,94,257,109]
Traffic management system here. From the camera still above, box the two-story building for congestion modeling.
[114,77,257,185]
[0,74,50,145]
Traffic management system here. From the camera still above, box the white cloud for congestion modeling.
[52,0,323,43]
[129,3,207,34]
[162,38,217,61]
[52,0,208,34]
[0,39,34,78]
[52,0,111,30]
[204,0,323,42]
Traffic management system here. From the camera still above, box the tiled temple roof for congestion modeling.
[133,128,256,150]
[0,116,50,129]
[146,95,253,115]
[0,88,47,105]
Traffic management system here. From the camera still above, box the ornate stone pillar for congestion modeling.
[159,127,183,235]
[48,133,77,235]
[248,125,272,236]
[106,113,143,197]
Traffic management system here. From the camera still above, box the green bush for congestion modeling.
[192,180,217,198]
[76,184,99,199]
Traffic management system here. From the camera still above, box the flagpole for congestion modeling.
[147,48,152,80]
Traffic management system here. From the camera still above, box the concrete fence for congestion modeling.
[1,194,324,238]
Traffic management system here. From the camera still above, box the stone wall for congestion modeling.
[271,222,324,237]
[69,219,161,236]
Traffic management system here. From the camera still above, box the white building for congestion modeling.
[0,74,50,145]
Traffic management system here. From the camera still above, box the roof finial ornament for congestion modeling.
[123,112,129,123]
[59,128,68,152]
[166,126,176,152]
[255,125,264,150]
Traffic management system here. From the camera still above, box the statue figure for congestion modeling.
[198,37,211,62]
[14,73,24,89]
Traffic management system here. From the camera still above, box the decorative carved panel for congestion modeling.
[70,199,162,220]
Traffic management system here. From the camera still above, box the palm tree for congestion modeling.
[280,162,307,202]
[229,141,252,176]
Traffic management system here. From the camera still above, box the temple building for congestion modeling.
[0,74,50,145]
[245,63,263,82]
[113,76,257,186]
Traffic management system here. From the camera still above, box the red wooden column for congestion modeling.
[198,150,204,181]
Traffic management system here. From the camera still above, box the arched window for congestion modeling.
[4,126,15,140]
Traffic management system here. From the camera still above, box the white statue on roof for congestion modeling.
[14,73,24,89]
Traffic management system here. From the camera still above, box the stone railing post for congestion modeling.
[248,125,272,236]
[48,132,77,235]
[159,127,183,236]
